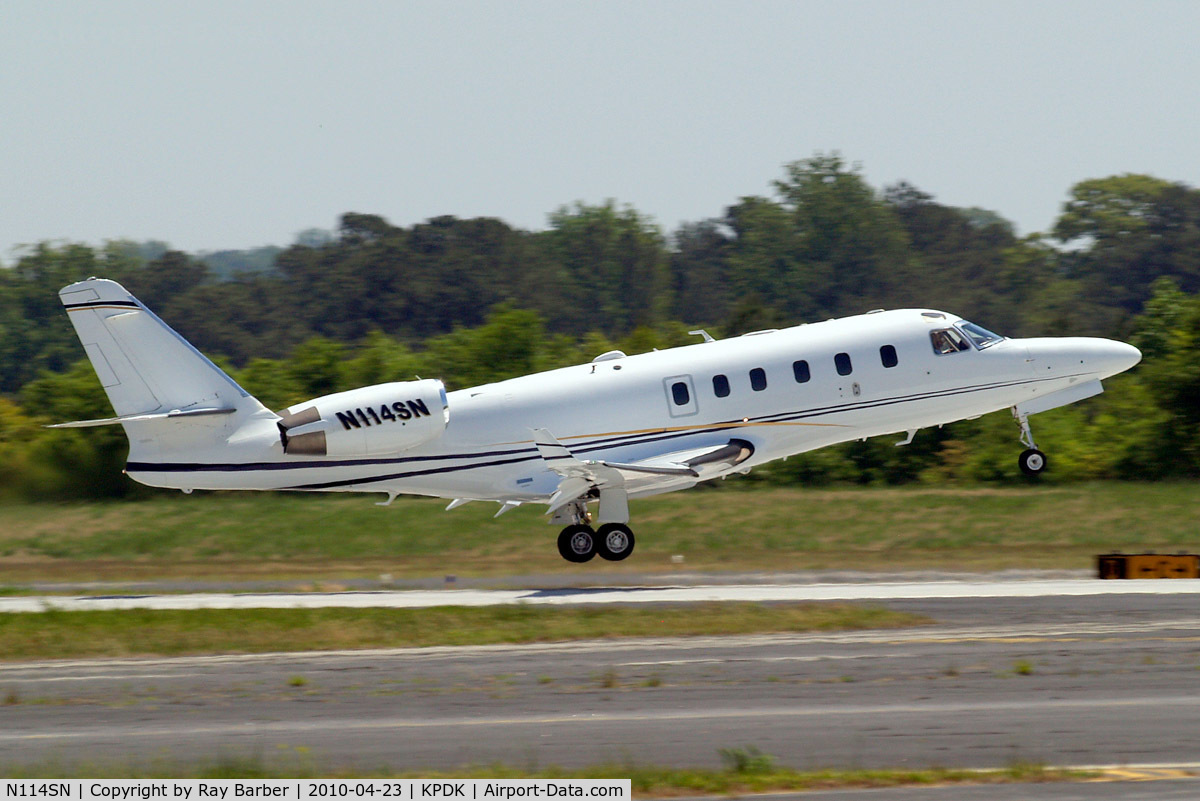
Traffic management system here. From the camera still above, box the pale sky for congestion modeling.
[2,1,1198,260]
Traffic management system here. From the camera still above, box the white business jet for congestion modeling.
[53,278,1141,563]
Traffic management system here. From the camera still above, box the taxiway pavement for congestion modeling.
[2,590,1200,783]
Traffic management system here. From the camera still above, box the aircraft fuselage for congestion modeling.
[122,308,1140,501]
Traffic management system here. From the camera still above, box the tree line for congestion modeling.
[1,153,1199,499]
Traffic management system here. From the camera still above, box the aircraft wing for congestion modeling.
[532,429,754,514]
[626,439,756,474]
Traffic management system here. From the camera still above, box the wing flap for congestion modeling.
[532,429,755,513]
[547,476,594,516]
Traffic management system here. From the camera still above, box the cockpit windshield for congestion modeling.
[956,321,1004,349]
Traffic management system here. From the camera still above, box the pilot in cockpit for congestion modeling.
[932,330,957,354]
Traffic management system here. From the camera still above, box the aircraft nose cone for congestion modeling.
[1095,340,1142,378]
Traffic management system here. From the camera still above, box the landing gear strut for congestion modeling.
[1013,408,1047,478]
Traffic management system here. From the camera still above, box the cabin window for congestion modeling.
[835,352,853,376]
[880,345,898,368]
[750,367,767,391]
[930,329,970,355]
[713,374,730,398]
[671,381,691,406]
[792,360,811,383]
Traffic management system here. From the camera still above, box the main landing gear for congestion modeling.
[557,522,636,563]
[1013,408,1048,478]
[552,496,638,565]
[554,500,636,563]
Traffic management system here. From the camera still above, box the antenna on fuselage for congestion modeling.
[688,329,716,343]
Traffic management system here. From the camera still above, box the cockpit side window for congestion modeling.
[930,328,970,355]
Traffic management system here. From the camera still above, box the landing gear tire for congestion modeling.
[596,523,636,562]
[557,524,597,563]
[1018,448,1047,477]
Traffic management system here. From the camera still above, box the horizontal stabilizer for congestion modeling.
[46,407,237,429]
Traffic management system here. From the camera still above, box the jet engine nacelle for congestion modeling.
[276,379,449,457]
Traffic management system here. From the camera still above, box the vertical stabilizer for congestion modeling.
[58,278,272,461]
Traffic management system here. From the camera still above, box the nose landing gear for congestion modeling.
[1018,448,1047,476]
[1013,408,1048,477]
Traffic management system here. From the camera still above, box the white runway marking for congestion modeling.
[2,578,1200,613]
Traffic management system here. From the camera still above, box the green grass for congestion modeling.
[0,482,1196,582]
[0,602,926,661]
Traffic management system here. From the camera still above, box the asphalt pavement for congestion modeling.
[2,591,1200,786]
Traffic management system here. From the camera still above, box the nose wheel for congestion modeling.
[1018,448,1047,477]
[1013,408,1048,477]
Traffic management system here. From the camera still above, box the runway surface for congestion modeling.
[3,588,1200,797]
[3,577,1200,612]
